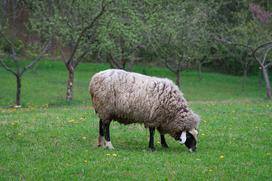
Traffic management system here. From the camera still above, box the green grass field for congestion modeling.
[0,61,271,180]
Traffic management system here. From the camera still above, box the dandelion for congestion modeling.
[84,160,88,163]
[196,158,201,161]
[112,153,117,157]
[201,133,205,136]
[68,119,75,123]
[106,153,111,156]
[156,141,160,144]
[209,169,213,172]
[220,155,224,159]
[82,136,87,140]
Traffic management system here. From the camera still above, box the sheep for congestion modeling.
[89,69,200,152]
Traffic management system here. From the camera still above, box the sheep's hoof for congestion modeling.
[149,147,155,152]
[105,141,114,149]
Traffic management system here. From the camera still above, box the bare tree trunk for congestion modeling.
[121,58,126,69]
[241,69,248,91]
[66,68,74,101]
[15,74,21,106]
[261,66,271,99]
[175,70,181,88]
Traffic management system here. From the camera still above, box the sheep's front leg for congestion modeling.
[103,121,114,149]
[160,134,169,148]
[149,127,155,151]
[97,120,104,147]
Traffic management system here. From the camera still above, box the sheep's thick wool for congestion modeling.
[89,69,200,138]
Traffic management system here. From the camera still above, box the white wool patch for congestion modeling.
[105,141,114,149]
[179,131,187,144]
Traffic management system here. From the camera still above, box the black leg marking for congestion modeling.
[149,127,155,151]
[99,120,104,137]
[103,122,111,142]
[97,120,104,147]
[160,134,169,148]
[103,121,114,149]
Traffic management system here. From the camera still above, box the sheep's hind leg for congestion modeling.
[160,134,169,148]
[149,127,155,151]
[103,121,114,149]
[97,119,104,147]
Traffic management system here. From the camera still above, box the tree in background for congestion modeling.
[149,1,210,87]
[214,1,272,98]
[0,1,49,107]
[31,0,112,101]
[96,1,145,70]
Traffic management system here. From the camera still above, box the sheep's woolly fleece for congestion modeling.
[89,69,200,138]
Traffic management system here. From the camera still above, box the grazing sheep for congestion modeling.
[89,69,200,152]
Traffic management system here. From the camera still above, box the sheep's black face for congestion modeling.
[176,131,197,152]
[184,132,197,152]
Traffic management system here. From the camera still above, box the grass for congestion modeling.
[0,61,271,180]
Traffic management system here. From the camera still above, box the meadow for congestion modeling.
[0,61,271,180]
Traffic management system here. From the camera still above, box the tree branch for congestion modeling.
[164,59,176,73]
[74,49,90,68]
[214,35,254,52]
[68,0,110,65]
[253,42,272,65]
[108,52,121,68]
[21,41,50,75]
[0,59,17,76]
[262,46,272,64]
[60,47,68,64]
[265,62,272,68]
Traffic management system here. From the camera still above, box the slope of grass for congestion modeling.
[0,61,271,180]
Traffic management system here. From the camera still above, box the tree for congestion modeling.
[31,0,112,101]
[214,2,272,98]
[96,1,146,70]
[148,1,210,87]
[0,1,49,107]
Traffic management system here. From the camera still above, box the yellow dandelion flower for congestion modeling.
[82,136,87,140]
[209,169,213,172]
[68,119,75,123]
[112,153,117,157]
[84,160,88,163]
[156,141,160,144]
[106,153,111,156]
[220,155,224,159]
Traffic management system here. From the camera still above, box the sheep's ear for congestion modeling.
[179,131,187,144]
[189,129,198,141]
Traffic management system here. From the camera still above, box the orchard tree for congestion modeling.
[215,2,272,98]
[31,0,112,101]
[0,0,49,107]
[96,1,147,70]
[149,1,209,87]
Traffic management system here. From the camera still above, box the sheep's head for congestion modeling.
[178,129,198,152]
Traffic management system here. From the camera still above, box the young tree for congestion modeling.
[31,0,112,101]
[0,1,49,107]
[214,2,272,98]
[149,1,209,87]
[96,1,145,70]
